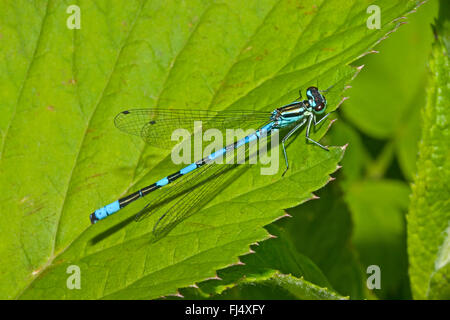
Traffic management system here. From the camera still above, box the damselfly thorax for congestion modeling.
[271,101,310,128]
[271,86,327,129]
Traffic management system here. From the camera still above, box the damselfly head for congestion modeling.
[306,86,327,114]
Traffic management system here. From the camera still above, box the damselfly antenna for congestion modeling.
[295,89,303,101]
[320,82,336,94]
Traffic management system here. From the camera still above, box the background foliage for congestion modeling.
[0,0,447,300]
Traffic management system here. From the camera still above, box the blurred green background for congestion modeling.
[328,0,438,299]
[194,0,440,300]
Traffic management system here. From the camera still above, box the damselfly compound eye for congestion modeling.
[314,103,326,113]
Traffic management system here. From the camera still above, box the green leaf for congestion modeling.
[0,0,424,299]
[17,146,345,300]
[177,185,365,300]
[266,273,348,300]
[408,0,450,299]
[282,184,368,298]
[180,223,334,299]
[345,180,411,299]
[219,272,348,300]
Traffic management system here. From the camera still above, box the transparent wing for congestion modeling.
[134,158,223,222]
[114,108,270,149]
[134,159,236,240]
[153,162,236,239]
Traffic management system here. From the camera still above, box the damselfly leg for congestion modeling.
[306,115,329,151]
[281,118,307,176]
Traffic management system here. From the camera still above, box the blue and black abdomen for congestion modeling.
[90,122,274,224]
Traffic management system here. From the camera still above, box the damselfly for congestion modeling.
[90,87,332,232]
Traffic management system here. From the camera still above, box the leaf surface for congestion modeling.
[408,1,450,299]
[0,0,424,299]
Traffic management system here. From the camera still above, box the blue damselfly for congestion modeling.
[90,87,332,232]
